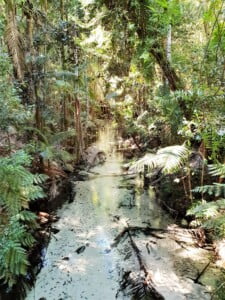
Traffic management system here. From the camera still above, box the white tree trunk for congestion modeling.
[167,24,172,62]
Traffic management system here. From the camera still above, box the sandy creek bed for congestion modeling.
[26,127,221,300]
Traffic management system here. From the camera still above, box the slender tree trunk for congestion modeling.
[60,0,67,131]
[167,24,172,62]
[74,98,84,160]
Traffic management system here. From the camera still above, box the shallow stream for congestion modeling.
[26,126,223,300]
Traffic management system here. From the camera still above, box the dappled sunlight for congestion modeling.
[177,246,210,261]
[56,256,92,275]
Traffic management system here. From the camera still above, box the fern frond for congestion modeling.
[0,216,36,286]
[204,214,225,237]
[187,199,225,237]
[24,127,49,145]
[15,210,37,223]
[192,183,225,198]
[0,151,47,215]
[187,200,221,219]
[208,164,225,178]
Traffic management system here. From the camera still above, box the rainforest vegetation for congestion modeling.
[1,0,225,299]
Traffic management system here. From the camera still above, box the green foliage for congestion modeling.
[201,128,225,162]
[209,164,225,178]
[155,91,183,133]
[0,150,46,287]
[130,144,189,175]
[187,199,225,237]
[0,51,28,130]
[26,127,75,163]
[189,161,225,237]
[0,151,47,216]
[0,215,36,287]
[192,184,225,198]
[187,199,225,220]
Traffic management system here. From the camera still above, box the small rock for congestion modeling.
[62,257,70,261]
[76,246,86,254]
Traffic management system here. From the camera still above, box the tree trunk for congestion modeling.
[74,98,84,160]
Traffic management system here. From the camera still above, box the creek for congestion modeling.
[26,125,223,300]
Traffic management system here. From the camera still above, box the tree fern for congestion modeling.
[129,144,189,174]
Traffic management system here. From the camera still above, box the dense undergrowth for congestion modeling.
[0,0,225,295]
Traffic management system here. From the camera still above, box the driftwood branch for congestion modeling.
[114,223,165,299]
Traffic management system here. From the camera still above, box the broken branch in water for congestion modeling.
[115,222,165,299]
[111,226,166,248]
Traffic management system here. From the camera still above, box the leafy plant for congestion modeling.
[192,184,225,198]
[0,150,46,287]
[0,215,36,287]
[26,127,76,164]
[129,144,189,175]
[187,199,225,237]
[188,163,225,237]
[0,150,47,216]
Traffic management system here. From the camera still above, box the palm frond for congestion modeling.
[157,145,189,174]
[129,145,189,175]
[129,153,157,173]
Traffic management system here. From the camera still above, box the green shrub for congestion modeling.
[0,151,47,287]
